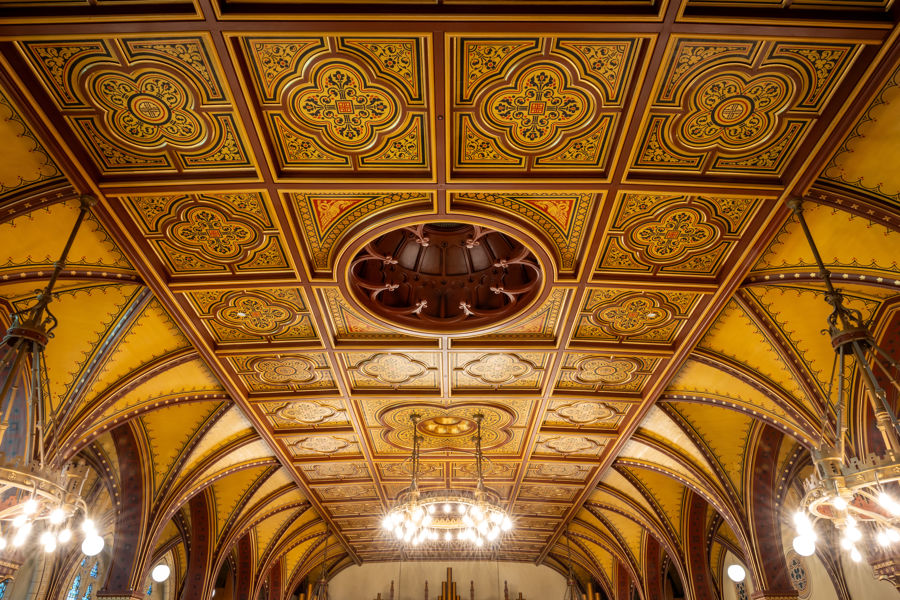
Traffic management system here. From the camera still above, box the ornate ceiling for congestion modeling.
[0,1,899,599]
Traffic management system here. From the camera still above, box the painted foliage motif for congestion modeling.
[240,36,430,174]
[573,288,700,344]
[596,193,761,277]
[452,36,644,175]
[632,38,860,178]
[556,353,659,393]
[123,192,290,275]
[228,353,337,394]
[19,36,254,175]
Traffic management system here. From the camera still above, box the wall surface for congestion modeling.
[328,561,567,600]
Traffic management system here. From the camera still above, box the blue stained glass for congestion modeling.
[66,575,82,600]
[0,580,8,598]
[81,582,93,600]
[147,583,153,595]
[89,562,99,578]
[80,557,86,568]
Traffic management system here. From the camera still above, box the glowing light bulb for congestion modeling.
[22,498,38,515]
[427,505,435,514]
[12,515,27,529]
[445,532,452,542]
[151,564,171,583]
[850,547,862,563]
[81,534,104,557]
[40,531,54,546]
[878,531,891,546]
[475,537,484,547]
[394,528,404,540]
[487,529,499,541]
[726,565,746,583]
[443,504,451,513]
[81,518,96,535]
[501,516,512,532]
[0,537,6,551]
[880,493,900,516]
[833,496,849,511]
[49,508,65,525]
[43,539,56,553]
[422,514,433,526]
[58,529,72,543]
[383,516,393,531]
[847,526,862,542]
[458,505,467,514]
[889,529,900,543]
[792,535,815,557]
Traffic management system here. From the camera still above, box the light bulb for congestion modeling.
[40,531,54,546]
[726,565,746,583]
[0,537,6,551]
[840,536,852,550]
[58,529,72,543]
[850,547,862,563]
[12,515,27,529]
[394,528,403,540]
[889,529,900,542]
[81,534,104,557]
[501,516,512,531]
[793,511,810,528]
[12,531,27,548]
[463,515,474,527]
[49,508,65,525]
[444,532,452,542]
[22,498,38,515]
[847,526,862,542]
[43,539,56,553]
[382,516,393,531]
[151,564,171,583]
[81,518,96,535]
[846,515,857,527]
[458,505,467,514]
[487,529,499,541]
[477,521,489,535]
[880,493,900,516]
[443,504,451,514]
[878,531,891,546]
[490,511,502,524]
[792,535,815,557]
[833,496,849,511]
[427,505,435,514]
[422,514,432,526]
[475,537,484,547]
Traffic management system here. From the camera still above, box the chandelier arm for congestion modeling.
[0,340,28,448]
[870,347,900,395]
[850,340,900,452]
[31,342,45,468]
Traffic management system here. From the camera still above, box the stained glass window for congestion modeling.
[81,582,93,600]
[147,583,153,596]
[66,575,82,600]
[0,579,8,598]
[89,562,99,579]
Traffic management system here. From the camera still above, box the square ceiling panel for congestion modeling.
[449,35,649,179]
[234,35,433,179]
[18,35,257,180]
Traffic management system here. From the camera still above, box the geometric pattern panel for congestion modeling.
[340,352,441,391]
[18,35,255,177]
[450,192,600,276]
[259,398,350,429]
[572,288,702,344]
[543,399,630,430]
[316,287,430,343]
[595,193,763,278]
[183,287,319,344]
[449,352,550,391]
[289,191,435,277]
[629,37,861,180]
[238,35,431,176]
[461,288,570,344]
[450,35,646,177]
[228,354,338,394]
[121,192,291,277]
[555,353,660,394]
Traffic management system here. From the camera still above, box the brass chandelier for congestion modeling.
[788,199,900,563]
[0,196,105,556]
[382,413,512,547]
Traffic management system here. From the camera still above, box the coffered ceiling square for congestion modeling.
[228,353,338,394]
[449,35,649,178]
[450,352,549,391]
[525,462,593,483]
[457,288,571,345]
[328,501,382,517]
[532,432,610,459]
[119,191,293,278]
[555,353,660,394]
[258,399,349,430]
[451,461,518,482]
[284,432,361,459]
[314,483,380,501]
[299,462,371,482]
[518,483,581,502]
[235,35,432,178]
[628,36,863,182]
[340,351,441,391]
[593,192,767,279]
[182,287,319,345]
[543,399,630,430]
[571,288,702,345]
[377,461,443,481]
[18,35,256,178]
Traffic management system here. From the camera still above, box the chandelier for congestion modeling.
[0,195,105,556]
[788,199,900,563]
[382,413,512,547]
